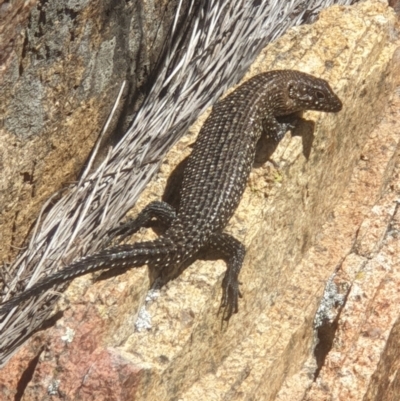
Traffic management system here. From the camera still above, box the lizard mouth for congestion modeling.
[330,97,343,112]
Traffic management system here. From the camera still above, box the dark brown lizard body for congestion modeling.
[0,70,342,318]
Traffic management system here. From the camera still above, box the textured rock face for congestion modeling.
[0,0,182,264]
[276,83,400,401]
[1,1,400,400]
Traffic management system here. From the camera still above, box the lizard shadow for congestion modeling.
[289,117,315,161]
[254,115,315,166]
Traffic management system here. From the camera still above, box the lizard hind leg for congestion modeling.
[106,201,176,246]
[208,232,246,320]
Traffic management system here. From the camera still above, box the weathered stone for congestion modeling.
[276,90,400,401]
[0,0,183,264]
[1,0,400,400]
[0,0,38,67]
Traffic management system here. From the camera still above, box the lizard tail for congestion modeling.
[0,240,174,315]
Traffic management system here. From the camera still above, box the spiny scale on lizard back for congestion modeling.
[0,70,342,319]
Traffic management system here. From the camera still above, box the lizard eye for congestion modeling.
[316,90,325,100]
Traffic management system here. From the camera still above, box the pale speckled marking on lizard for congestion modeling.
[0,70,342,319]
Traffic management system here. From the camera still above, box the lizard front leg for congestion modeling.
[262,113,298,142]
[208,232,245,320]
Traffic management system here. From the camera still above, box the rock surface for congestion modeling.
[0,0,183,264]
[1,0,400,400]
[276,83,400,401]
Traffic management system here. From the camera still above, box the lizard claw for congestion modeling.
[220,275,241,320]
[104,219,139,247]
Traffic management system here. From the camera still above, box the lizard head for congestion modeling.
[287,72,342,113]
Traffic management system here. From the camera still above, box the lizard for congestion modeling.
[0,70,342,319]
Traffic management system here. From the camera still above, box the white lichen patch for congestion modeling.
[47,379,60,395]
[135,306,152,332]
[61,327,76,343]
[314,274,346,328]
